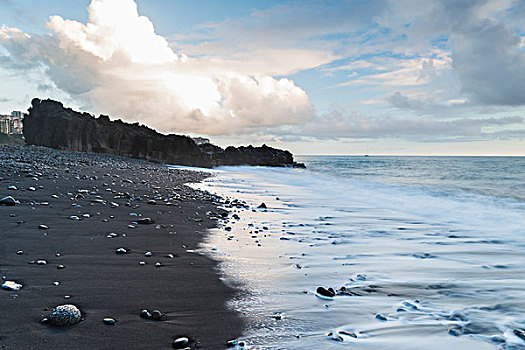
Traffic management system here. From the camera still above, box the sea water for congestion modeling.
[191,156,525,350]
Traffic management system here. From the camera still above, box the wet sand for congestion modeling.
[0,145,243,349]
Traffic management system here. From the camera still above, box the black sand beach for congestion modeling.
[0,145,243,349]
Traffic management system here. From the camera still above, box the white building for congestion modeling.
[0,115,12,134]
[0,112,25,135]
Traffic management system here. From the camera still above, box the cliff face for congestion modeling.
[23,99,303,168]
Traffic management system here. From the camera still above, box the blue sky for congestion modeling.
[1,0,524,155]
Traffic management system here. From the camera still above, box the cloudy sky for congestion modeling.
[0,0,524,155]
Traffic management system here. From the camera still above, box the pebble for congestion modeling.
[115,248,128,254]
[172,337,189,349]
[1,281,22,291]
[514,329,525,341]
[16,250,23,255]
[38,224,49,230]
[227,339,246,348]
[35,259,47,265]
[137,218,154,225]
[0,196,18,206]
[43,304,82,326]
[326,332,344,342]
[257,203,267,209]
[103,318,116,325]
[155,262,162,267]
[151,310,163,320]
[316,286,335,298]
[69,215,80,220]
[7,185,17,190]
[375,313,388,321]
[28,186,36,191]
[57,264,65,269]
[145,252,152,257]
[140,309,152,319]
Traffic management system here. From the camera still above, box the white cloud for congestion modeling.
[0,0,314,135]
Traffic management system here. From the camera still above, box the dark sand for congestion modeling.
[0,145,243,349]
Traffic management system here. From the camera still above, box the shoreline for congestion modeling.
[0,145,243,349]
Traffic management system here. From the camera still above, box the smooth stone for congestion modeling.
[16,250,23,255]
[155,262,162,267]
[69,216,80,220]
[57,264,65,269]
[227,340,246,348]
[316,286,335,298]
[35,259,47,265]
[151,310,163,320]
[145,252,152,257]
[147,200,156,205]
[514,329,525,341]
[137,218,154,225]
[44,304,82,326]
[28,186,36,191]
[140,309,152,319]
[172,337,189,349]
[2,281,22,291]
[115,248,128,254]
[7,185,17,190]
[103,318,116,325]
[38,224,49,230]
[0,196,18,206]
[375,314,388,321]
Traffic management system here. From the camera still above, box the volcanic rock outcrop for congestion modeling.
[23,99,304,168]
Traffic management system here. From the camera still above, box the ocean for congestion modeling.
[191,156,525,350]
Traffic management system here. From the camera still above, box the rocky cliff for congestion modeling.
[23,99,304,168]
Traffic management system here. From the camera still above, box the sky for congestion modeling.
[0,0,524,155]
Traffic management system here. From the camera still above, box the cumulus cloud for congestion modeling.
[1,0,524,144]
[0,0,313,135]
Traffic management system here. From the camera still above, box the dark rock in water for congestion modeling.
[257,203,267,209]
[375,314,387,321]
[103,318,116,325]
[137,218,155,225]
[316,286,335,298]
[326,332,344,342]
[514,329,525,341]
[448,328,463,337]
[339,330,357,338]
[0,196,18,206]
[43,304,82,326]
[24,98,302,168]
